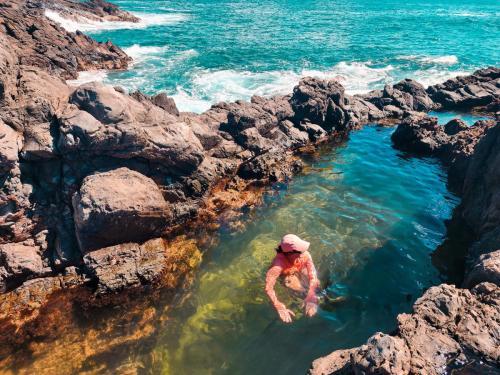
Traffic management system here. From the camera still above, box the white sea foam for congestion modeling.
[397,55,458,65]
[66,70,107,86]
[44,10,188,33]
[123,44,170,65]
[172,61,395,112]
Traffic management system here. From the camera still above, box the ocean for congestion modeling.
[47,0,500,113]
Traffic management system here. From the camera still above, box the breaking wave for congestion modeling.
[44,10,188,33]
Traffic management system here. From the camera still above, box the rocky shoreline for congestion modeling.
[0,0,499,373]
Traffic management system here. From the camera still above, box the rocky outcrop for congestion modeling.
[310,283,500,375]
[427,67,500,111]
[391,114,496,190]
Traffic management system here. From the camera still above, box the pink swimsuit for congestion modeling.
[265,251,319,309]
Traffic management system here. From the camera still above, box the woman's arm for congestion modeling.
[265,262,295,323]
[304,253,320,317]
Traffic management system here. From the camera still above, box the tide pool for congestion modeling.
[151,123,460,374]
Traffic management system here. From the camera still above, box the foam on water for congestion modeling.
[398,55,459,66]
[170,61,468,113]
[66,70,108,86]
[44,9,188,33]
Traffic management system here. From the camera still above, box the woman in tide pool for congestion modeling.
[265,234,319,323]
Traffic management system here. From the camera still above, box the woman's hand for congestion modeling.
[304,294,318,317]
[275,302,295,323]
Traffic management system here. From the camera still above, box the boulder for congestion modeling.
[290,77,347,130]
[72,168,171,252]
[61,84,205,173]
[444,118,468,135]
[0,243,44,292]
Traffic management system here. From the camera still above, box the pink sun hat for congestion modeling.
[280,234,310,253]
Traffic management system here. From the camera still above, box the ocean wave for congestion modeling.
[44,10,188,33]
[172,62,395,112]
[397,55,458,65]
[66,70,108,86]
[123,44,170,64]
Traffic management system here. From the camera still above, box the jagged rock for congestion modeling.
[83,238,167,294]
[393,78,435,111]
[62,84,205,172]
[0,0,130,80]
[391,114,446,154]
[351,333,410,375]
[298,122,328,141]
[392,114,495,190]
[42,0,140,23]
[72,168,171,252]
[427,67,500,111]
[290,77,347,130]
[309,349,355,375]
[312,283,500,374]
[464,250,500,288]
[237,151,303,182]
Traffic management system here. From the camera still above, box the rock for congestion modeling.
[0,0,130,81]
[237,151,303,182]
[0,120,22,174]
[427,67,500,111]
[391,114,446,154]
[0,243,44,292]
[297,122,328,141]
[351,333,410,375]
[444,118,468,135]
[290,77,347,131]
[151,92,180,116]
[62,84,205,173]
[72,168,171,253]
[83,238,167,294]
[393,78,435,111]
[391,115,495,190]
[309,349,356,375]
[464,250,500,288]
[315,283,500,374]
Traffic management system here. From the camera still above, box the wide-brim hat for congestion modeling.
[280,234,310,253]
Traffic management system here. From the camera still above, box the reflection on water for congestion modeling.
[153,125,459,375]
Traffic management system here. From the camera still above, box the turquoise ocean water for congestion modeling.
[52,0,500,113]
[40,2,499,374]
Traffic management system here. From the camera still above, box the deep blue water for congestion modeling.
[48,0,500,112]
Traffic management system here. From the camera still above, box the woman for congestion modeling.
[265,234,319,323]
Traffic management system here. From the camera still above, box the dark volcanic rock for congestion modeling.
[72,168,171,253]
[0,243,45,292]
[427,67,500,111]
[392,114,496,190]
[310,283,500,375]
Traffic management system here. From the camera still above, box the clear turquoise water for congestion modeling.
[60,0,500,113]
[154,122,467,375]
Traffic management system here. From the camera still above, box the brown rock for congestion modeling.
[72,168,171,252]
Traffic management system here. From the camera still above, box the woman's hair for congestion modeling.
[275,245,301,255]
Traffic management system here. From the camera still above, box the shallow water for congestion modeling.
[150,124,460,375]
[56,0,500,112]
